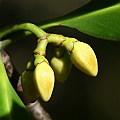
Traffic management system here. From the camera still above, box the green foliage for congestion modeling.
[39,0,120,41]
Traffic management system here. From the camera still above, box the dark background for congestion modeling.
[0,0,120,119]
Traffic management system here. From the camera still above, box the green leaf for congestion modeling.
[0,53,34,120]
[39,0,120,41]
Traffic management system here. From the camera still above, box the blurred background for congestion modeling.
[1,0,120,119]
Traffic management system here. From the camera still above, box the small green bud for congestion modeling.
[70,41,98,76]
[26,56,35,70]
[33,62,55,102]
[34,54,48,66]
[50,51,72,83]
[61,37,78,52]
[21,70,39,102]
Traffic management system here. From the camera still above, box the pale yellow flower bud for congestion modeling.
[21,70,39,102]
[33,62,55,102]
[50,51,72,83]
[70,42,98,76]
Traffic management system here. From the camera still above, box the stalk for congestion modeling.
[0,23,48,50]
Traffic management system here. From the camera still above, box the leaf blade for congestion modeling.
[61,3,120,40]
[39,0,120,41]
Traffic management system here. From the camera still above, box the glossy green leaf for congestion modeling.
[39,0,120,41]
[0,53,34,120]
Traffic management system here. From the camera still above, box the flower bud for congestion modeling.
[33,62,55,102]
[70,41,98,76]
[50,51,72,83]
[21,70,39,102]
[26,56,35,70]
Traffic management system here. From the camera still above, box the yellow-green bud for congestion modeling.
[33,62,55,102]
[70,41,98,76]
[21,70,39,102]
[50,51,72,83]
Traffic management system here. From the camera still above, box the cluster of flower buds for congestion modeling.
[21,33,98,102]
